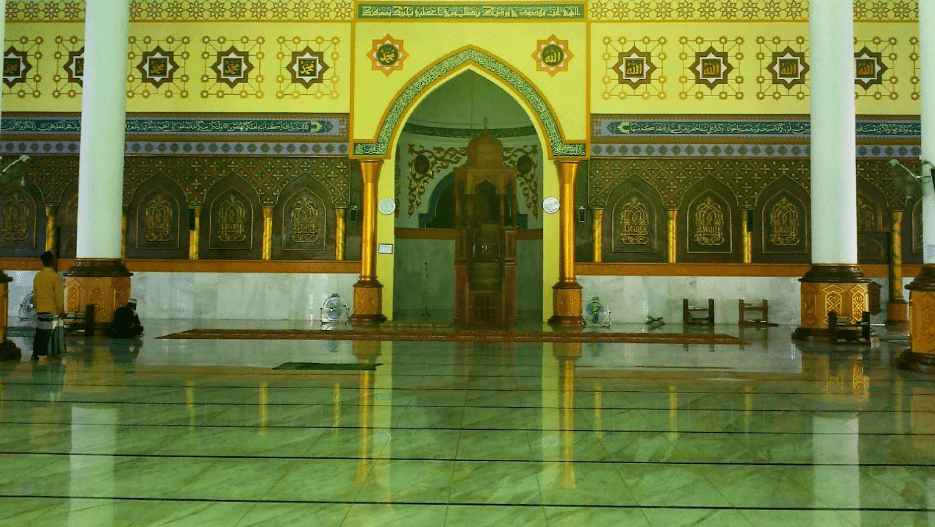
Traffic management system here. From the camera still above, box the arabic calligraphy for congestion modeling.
[0,118,337,135]
[358,3,584,19]
[604,120,921,137]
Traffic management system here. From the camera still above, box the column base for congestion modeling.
[62,259,133,328]
[349,278,386,326]
[793,264,871,342]
[0,340,21,362]
[548,281,583,327]
[906,264,935,354]
[885,299,909,327]
[896,350,935,373]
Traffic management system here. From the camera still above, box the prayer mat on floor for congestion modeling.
[159,328,748,345]
[272,362,382,371]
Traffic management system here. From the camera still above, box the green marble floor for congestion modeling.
[0,320,932,526]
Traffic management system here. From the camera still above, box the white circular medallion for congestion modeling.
[378,198,396,215]
[542,197,560,214]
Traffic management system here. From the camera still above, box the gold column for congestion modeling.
[591,208,603,263]
[549,160,583,326]
[668,385,678,440]
[887,211,909,326]
[258,382,268,436]
[262,206,273,261]
[666,210,678,263]
[349,159,386,325]
[335,208,347,261]
[742,210,752,264]
[185,380,195,430]
[189,206,201,260]
[44,205,57,253]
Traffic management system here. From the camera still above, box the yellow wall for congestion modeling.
[3,21,352,113]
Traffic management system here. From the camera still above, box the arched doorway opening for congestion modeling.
[392,70,544,323]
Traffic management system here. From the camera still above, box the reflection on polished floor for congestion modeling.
[0,320,932,526]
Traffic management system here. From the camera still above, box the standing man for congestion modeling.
[32,251,64,360]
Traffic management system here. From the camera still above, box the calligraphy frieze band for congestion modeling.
[1,114,348,139]
[593,117,922,140]
[357,3,585,19]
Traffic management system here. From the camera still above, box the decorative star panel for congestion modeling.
[587,1,810,21]
[276,35,339,100]
[854,37,898,101]
[852,1,918,21]
[201,36,264,99]
[2,37,42,99]
[532,35,573,77]
[129,36,190,99]
[368,35,407,76]
[755,36,809,101]
[910,36,919,101]
[602,36,666,101]
[679,36,744,101]
[51,36,83,99]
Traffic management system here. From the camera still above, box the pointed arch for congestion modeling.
[353,46,585,159]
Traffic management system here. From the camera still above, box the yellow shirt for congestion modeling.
[33,267,64,315]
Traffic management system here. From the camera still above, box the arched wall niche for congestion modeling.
[0,180,46,258]
[856,181,888,265]
[752,177,810,264]
[601,176,666,263]
[272,176,336,260]
[199,175,263,260]
[678,177,742,263]
[127,176,189,259]
[56,180,79,259]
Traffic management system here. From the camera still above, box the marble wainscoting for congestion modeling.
[4,270,358,322]
[578,276,804,325]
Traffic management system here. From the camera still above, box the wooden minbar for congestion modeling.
[453,128,518,327]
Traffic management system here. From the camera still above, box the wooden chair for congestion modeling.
[738,299,777,327]
[683,299,714,326]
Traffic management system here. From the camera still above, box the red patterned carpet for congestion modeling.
[158,328,747,345]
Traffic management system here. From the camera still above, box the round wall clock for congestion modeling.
[378,198,396,215]
[542,197,560,214]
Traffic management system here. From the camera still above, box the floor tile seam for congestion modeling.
[6,451,927,468]
[2,493,931,512]
[1,422,929,436]
[5,398,919,415]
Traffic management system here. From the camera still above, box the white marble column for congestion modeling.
[76,0,129,259]
[809,0,857,263]
[794,1,868,339]
[922,0,935,263]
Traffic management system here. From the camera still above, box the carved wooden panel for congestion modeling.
[126,176,189,259]
[272,177,335,260]
[678,177,742,263]
[752,178,809,263]
[857,182,888,265]
[56,181,79,258]
[600,176,665,263]
[199,176,262,260]
[0,183,45,257]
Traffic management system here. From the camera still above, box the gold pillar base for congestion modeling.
[792,264,870,342]
[548,281,583,327]
[885,299,910,327]
[63,259,133,327]
[903,265,935,360]
[349,278,386,326]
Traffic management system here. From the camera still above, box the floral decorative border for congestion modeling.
[1,140,349,156]
[588,1,918,22]
[1,115,348,138]
[5,1,354,23]
[354,47,586,158]
[592,117,921,139]
[590,143,921,159]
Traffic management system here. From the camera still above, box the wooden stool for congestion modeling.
[738,299,777,327]
[683,299,714,326]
